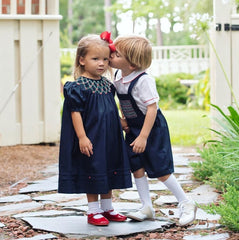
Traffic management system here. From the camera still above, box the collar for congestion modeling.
[115,69,146,84]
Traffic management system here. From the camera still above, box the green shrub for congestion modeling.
[192,105,239,188]
[205,185,239,231]
[187,69,210,111]
[155,73,194,109]
[193,141,239,191]
[191,145,223,182]
[192,104,239,231]
[60,53,74,77]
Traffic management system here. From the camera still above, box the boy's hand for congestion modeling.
[79,136,93,157]
[130,135,147,153]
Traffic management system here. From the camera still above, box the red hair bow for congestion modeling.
[100,31,116,52]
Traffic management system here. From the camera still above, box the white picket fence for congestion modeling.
[61,45,209,76]
[0,0,61,146]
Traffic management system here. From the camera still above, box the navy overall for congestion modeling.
[117,72,174,178]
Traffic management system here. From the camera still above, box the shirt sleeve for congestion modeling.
[134,75,159,106]
[63,81,86,112]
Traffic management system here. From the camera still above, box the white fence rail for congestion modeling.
[150,45,209,76]
[61,45,209,76]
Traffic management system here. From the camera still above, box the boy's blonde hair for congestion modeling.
[74,34,111,80]
[114,35,152,70]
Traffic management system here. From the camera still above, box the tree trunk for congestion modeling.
[68,0,73,45]
[156,18,163,46]
[104,0,112,32]
[145,16,150,39]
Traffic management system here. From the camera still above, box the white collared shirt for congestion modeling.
[113,70,159,114]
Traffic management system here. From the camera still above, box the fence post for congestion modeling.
[211,0,232,111]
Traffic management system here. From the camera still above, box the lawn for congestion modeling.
[163,109,212,146]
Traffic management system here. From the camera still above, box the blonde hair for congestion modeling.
[74,34,111,80]
[114,35,152,70]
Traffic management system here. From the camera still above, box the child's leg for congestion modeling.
[87,193,109,226]
[87,194,103,214]
[100,191,127,222]
[159,174,197,226]
[100,191,113,212]
[159,174,187,203]
[134,168,153,209]
[126,168,155,221]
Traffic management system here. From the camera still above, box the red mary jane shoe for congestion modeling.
[87,213,109,226]
[103,210,127,222]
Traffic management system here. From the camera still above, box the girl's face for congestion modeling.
[79,46,110,80]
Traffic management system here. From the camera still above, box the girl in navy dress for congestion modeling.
[110,35,197,226]
[58,32,132,226]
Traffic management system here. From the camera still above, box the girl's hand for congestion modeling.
[121,118,130,133]
[130,135,147,153]
[79,136,93,157]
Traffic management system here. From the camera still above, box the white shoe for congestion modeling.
[126,206,155,221]
[178,200,197,226]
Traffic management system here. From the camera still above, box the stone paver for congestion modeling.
[154,184,219,206]
[17,233,57,240]
[0,194,31,203]
[0,150,226,239]
[183,233,230,240]
[66,202,143,214]
[173,154,189,166]
[32,193,83,202]
[22,216,170,238]
[119,191,157,201]
[0,202,43,216]
[159,207,221,221]
[19,182,57,194]
[13,210,77,219]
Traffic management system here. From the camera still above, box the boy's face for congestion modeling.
[109,50,131,71]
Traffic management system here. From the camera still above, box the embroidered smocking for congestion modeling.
[120,99,137,118]
[77,77,111,94]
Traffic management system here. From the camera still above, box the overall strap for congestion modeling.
[114,69,119,78]
[128,72,147,94]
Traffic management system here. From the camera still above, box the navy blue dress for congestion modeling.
[58,76,132,194]
[117,73,174,178]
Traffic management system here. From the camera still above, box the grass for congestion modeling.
[163,109,212,146]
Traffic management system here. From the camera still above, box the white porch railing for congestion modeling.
[150,45,209,76]
[61,45,209,76]
[0,0,61,19]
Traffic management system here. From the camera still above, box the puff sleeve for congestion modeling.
[63,81,86,112]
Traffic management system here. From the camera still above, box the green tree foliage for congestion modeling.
[109,0,212,45]
[59,0,117,47]
[59,0,213,46]
[59,0,70,47]
[110,0,176,44]
[71,0,105,44]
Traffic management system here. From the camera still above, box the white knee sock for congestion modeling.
[100,198,113,212]
[135,175,153,209]
[162,174,188,203]
[87,201,103,215]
